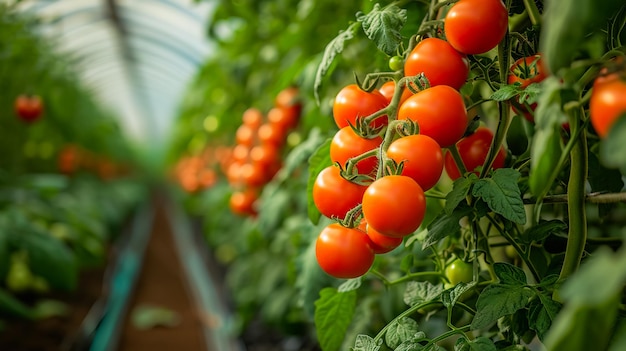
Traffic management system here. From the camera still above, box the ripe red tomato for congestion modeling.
[315,223,375,279]
[359,221,403,254]
[444,127,507,180]
[313,166,368,220]
[257,122,286,147]
[444,0,509,55]
[14,94,44,123]
[249,143,280,167]
[236,124,256,146]
[275,86,302,124]
[230,188,259,216]
[333,84,389,129]
[362,175,426,238]
[379,81,412,106]
[398,85,469,148]
[239,161,270,187]
[330,126,382,176]
[268,106,298,131]
[590,74,626,138]
[403,38,469,90]
[508,55,548,122]
[386,134,443,191]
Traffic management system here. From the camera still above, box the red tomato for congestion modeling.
[403,38,469,90]
[249,143,280,167]
[236,124,256,146]
[330,126,382,176]
[275,86,302,124]
[14,94,44,123]
[386,134,443,191]
[268,106,298,131]
[316,223,375,279]
[444,127,507,180]
[313,166,368,220]
[398,85,469,148]
[362,175,426,238]
[359,221,403,254]
[230,188,259,216]
[257,122,286,147]
[590,74,626,138]
[379,81,413,106]
[333,84,389,129]
[508,55,548,122]
[242,107,264,129]
[444,0,509,55]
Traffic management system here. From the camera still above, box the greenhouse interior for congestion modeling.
[1,0,626,351]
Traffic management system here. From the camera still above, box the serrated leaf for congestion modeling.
[442,282,476,309]
[472,168,526,224]
[471,284,534,329]
[445,176,474,214]
[307,139,332,224]
[314,25,358,103]
[521,219,567,244]
[403,281,444,307]
[315,287,357,351]
[423,206,472,250]
[529,295,562,341]
[356,4,407,56]
[353,334,382,351]
[384,317,419,349]
[493,262,528,286]
[489,84,522,101]
[455,336,497,351]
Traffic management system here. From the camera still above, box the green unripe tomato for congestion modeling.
[445,259,473,285]
[389,56,404,71]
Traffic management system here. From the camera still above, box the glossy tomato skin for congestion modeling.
[230,188,259,216]
[590,75,626,138]
[330,126,382,175]
[404,38,469,90]
[242,107,264,129]
[313,166,368,220]
[333,84,389,129]
[360,221,403,254]
[315,223,375,279]
[362,175,426,238]
[398,85,469,148]
[444,0,508,55]
[508,55,548,122]
[444,127,507,180]
[445,259,473,285]
[14,94,43,122]
[386,134,443,191]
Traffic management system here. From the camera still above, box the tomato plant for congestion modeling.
[398,85,469,148]
[444,0,509,55]
[361,175,426,238]
[315,223,375,279]
[403,37,469,90]
[444,126,507,180]
[329,126,382,176]
[312,165,367,220]
[508,55,548,122]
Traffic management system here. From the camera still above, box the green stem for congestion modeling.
[373,301,442,343]
[385,271,446,286]
[523,0,542,27]
[555,107,588,300]
[447,145,468,176]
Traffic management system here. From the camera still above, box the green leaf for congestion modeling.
[314,25,358,103]
[277,128,326,181]
[403,281,444,307]
[307,138,332,224]
[489,84,522,102]
[296,226,333,318]
[493,262,527,286]
[21,230,78,291]
[315,287,357,351]
[600,113,626,174]
[529,124,563,197]
[471,284,534,329]
[445,176,474,214]
[423,206,472,250]
[472,168,526,224]
[356,4,407,56]
[455,336,497,351]
[384,317,419,349]
[442,282,475,312]
[338,278,362,292]
[353,334,382,351]
[529,295,562,341]
[521,219,567,244]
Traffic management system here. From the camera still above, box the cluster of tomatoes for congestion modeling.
[172,146,233,193]
[57,144,131,180]
[14,94,44,123]
[226,86,302,217]
[314,0,511,279]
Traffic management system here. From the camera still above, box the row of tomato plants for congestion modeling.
[172,0,626,350]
